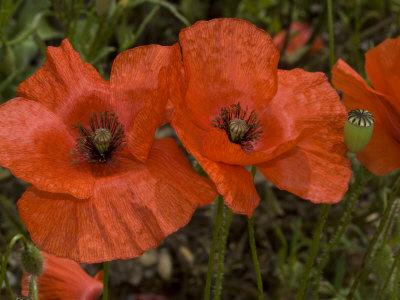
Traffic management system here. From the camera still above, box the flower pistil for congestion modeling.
[74,111,126,163]
[212,102,262,152]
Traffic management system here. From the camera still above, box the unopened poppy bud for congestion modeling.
[21,244,43,276]
[93,128,112,154]
[344,109,374,155]
[229,118,248,142]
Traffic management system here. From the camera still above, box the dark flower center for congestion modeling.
[212,102,262,152]
[73,111,126,163]
[347,109,374,127]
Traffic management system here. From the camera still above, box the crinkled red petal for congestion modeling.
[0,98,95,198]
[178,18,279,128]
[110,44,181,162]
[18,138,217,263]
[365,36,400,102]
[17,39,110,128]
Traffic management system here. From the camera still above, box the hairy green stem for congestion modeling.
[28,275,39,300]
[204,195,224,300]
[347,184,400,299]
[313,166,367,299]
[392,252,400,300]
[0,234,28,300]
[297,204,331,300]
[247,165,264,299]
[103,261,109,300]
[214,205,233,300]
[377,249,400,300]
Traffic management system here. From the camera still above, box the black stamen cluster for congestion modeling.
[211,102,263,152]
[74,111,126,163]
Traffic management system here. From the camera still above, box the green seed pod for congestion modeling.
[229,118,248,143]
[21,244,43,276]
[344,109,374,154]
[93,128,112,154]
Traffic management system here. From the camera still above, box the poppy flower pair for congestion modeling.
[0,18,351,263]
[332,36,400,175]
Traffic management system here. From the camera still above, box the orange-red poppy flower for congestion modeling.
[0,39,217,262]
[332,37,400,175]
[169,18,352,217]
[22,251,103,300]
[273,21,323,55]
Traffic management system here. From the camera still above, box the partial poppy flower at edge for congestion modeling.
[169,18,352,217]
[0,39,217,263]
[21,251,103,300]
[332,36,400,175]
[273,21,323,55]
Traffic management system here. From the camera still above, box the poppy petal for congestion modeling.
[257,131,352,204]
[18,138,217,263]
[357,124,400,175]
[22,251,103,300]
[365,37,400,102]
[257,68,351,203]
[262,69,346,156]
[110,44,180,162]
[196,155,260,217]
[178,18,279,128]
[17,39,110,123]
[273,21,323,55]
[0,98,95,199]
[200,127,295,166]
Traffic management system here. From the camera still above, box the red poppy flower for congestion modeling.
[169,18,352,217]
[273,21,323,55]
[22,251,103,300]
[0,39,217,262]
[332,37,400,175]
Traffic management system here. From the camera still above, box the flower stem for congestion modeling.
[377,248,400,300]
[214,204,233,300]
[0,233,28,300]
[28,275,39,300]
[204,195,224,300]
[296,203,331,300]
[347,183,400,299]
[248,165,264,299]
[327,0,335,70]
[313,166,367,299]
[0,252,13,300]
[248,216,264,300]
[392,254,400,300]
[102,261,109,300]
